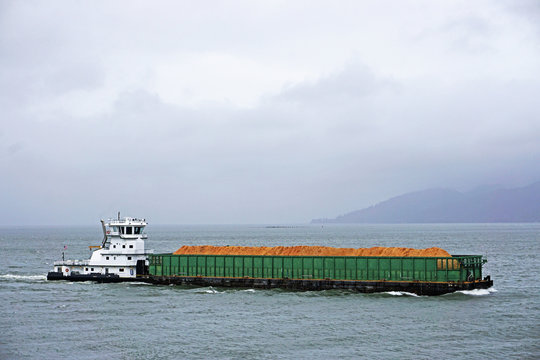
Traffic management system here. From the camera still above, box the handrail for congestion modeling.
[106,218,146,224]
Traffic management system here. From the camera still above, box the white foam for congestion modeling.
[193,287,222,294]
[0,274,47,281]
[457,287,498,296]
[128,282,153,286]
[384,291,420,297]
[242,289,256,293]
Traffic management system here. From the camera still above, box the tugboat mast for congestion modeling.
[100,219,108,248]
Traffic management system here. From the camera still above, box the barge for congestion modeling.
[48,216,493,295]
[146,253,492,296]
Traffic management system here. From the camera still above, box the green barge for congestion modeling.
[144,253,493,295]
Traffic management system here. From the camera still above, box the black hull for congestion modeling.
[143,275,493,296]
[46,271,140,283]
[47,271,493,295]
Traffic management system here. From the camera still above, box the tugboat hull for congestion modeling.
[46,271,139,283]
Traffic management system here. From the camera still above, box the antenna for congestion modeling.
[118,211,120,220]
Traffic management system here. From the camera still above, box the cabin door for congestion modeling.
[136,260,147,275]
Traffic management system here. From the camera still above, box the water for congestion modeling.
[1,224,539,359]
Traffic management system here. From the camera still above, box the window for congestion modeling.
[113,245,116,248]
[127,257,132,260]
[122,245,125,248]
[120,227,124,234]
[91,268,94,271]
[134,227,142,234]
[119,268,124,272]
[126,227,133,235]
[106,256,109,260]
[114,257,116,260]
[129,245,133,248]
[113,226,118,232]
[85,268,88,271]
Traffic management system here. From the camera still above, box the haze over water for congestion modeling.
[2,1,540,225]
[1,224,538,359]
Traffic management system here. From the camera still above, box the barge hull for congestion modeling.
[143,275,493,296]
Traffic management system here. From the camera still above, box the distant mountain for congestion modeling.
[312,181,540,223]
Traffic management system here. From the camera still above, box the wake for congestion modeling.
[456,287,498,296]
[0,273,47,281]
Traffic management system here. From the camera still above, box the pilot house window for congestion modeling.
[119,226,142,235]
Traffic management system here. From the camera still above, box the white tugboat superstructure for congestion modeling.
[48,215,153,281]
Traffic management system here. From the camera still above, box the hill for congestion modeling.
[312,181,540,223]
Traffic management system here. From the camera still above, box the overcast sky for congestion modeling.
[1,1,540,225]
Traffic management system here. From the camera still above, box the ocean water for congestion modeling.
[0,223,538,359]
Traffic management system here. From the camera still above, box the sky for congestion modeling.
[1,0,540,225]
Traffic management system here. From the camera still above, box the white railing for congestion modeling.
[53,259,90,266]
[107,217,146,224]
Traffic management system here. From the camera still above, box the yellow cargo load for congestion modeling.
[173,245,451,257]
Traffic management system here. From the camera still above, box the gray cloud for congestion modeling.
[1,1,539,224]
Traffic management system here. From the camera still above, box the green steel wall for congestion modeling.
[148,254,484,283]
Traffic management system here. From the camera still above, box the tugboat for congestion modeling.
[47,214,153,282]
